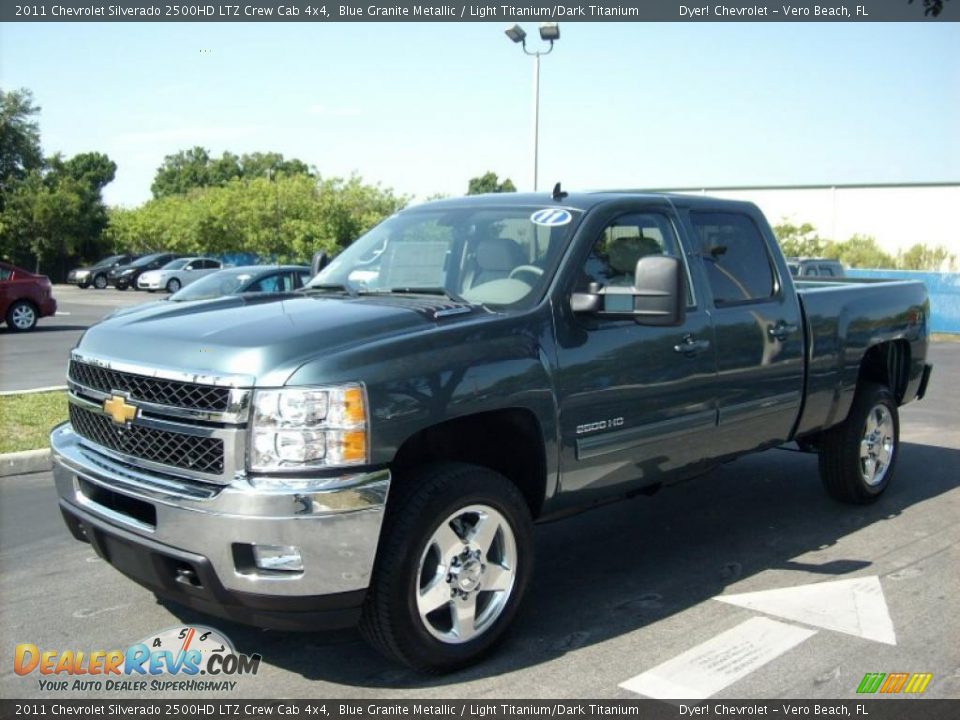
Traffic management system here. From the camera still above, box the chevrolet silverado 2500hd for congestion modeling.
[51,191,932,672]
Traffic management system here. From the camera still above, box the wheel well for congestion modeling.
[391,409,548,519]
[858,340,910,404]
[8,298,37,313]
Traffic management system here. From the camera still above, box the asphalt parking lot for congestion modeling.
[1,340,957,700]
[0,285,157,392]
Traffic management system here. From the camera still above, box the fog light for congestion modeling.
[252,545,303,573]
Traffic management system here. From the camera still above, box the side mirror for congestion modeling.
[570,255,686,327]
[311,251,329,277]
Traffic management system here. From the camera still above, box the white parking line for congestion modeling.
[619,617,816,700]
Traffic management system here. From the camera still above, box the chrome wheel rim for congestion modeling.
[168,279,180,292]
[94,275,107,289]
[11,304,35,329]
[416,504,517,644]
[860,404,895,486]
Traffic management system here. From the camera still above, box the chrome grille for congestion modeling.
[69,404,224,475]
[69,360,231,411]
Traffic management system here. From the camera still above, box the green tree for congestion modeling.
[828,234,896,269]
[151,147,313,199]
[772,220,828,258]
[150,146,215,198]
[0,88,43,207]
[896,243,954,271]
[239,152,310,180]
[3,152,116,276]
[467,171,517,195]
[110,173,407,263]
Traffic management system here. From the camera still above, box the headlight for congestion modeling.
[75,270,90,278]
[248,384,368,475]
[121,268,135,275]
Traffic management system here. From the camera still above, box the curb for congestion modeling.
[0,449,52,477]
[0,386,67,397]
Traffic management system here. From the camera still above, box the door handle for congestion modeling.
[768,321,799,341]
[674,335,711,356]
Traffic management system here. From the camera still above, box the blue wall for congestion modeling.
[846,269,960,334]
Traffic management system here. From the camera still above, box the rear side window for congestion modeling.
[691,212,776,305]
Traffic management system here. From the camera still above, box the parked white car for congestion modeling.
[137,257,222,293]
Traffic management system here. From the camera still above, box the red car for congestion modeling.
[0,261,58,332]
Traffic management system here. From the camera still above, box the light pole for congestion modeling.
[505,23,559,192]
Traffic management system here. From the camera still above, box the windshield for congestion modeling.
[169,268,256,302]
[131,253,167,267]
[161,258,190,270]
[93,254,124,268]
[787,263,799,276]
[308,205,582,309]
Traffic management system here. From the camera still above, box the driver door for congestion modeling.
[553,208,718,502]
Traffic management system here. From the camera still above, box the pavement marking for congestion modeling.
[619,617,816,699]
[55,311,71,316]
[715,575,896,645]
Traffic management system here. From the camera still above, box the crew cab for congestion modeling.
[50,191,932,672]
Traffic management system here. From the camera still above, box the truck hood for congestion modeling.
[76,293,469,386]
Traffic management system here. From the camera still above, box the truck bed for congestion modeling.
[793,278,930,438]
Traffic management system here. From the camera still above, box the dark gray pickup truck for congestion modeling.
[50,190,932,672]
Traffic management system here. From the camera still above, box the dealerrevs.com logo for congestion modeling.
[14,626,261,693]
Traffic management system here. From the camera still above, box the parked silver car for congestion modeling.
[137,257,222,293]
[168,265,313,302]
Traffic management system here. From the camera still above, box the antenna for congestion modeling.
[552,182,568,201]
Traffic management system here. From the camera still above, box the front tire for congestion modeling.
[6,300,38,331]
[166,278,181,293]
[93,274,108,289]
[360,463,533,672]
[115,282,128,291]
[819,382,899,504]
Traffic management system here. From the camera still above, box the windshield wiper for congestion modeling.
[386,286,466,302]
[304,283,359,297]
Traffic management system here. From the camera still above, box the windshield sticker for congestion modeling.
[530,208,572,227]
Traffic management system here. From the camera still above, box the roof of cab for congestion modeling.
[409,190,760,214]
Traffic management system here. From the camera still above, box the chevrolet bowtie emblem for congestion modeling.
[103,395,138,425]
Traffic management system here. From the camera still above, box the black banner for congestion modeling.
[2,700,960,720]
[1,0,956,23]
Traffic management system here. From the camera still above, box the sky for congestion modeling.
[0,21,957,207]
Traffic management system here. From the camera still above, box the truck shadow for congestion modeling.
[159,440,960,688]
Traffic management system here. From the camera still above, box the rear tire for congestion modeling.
[818,382,899,504]
[360,462,533,672]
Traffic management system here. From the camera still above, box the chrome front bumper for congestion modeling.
[51,422,390,607]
